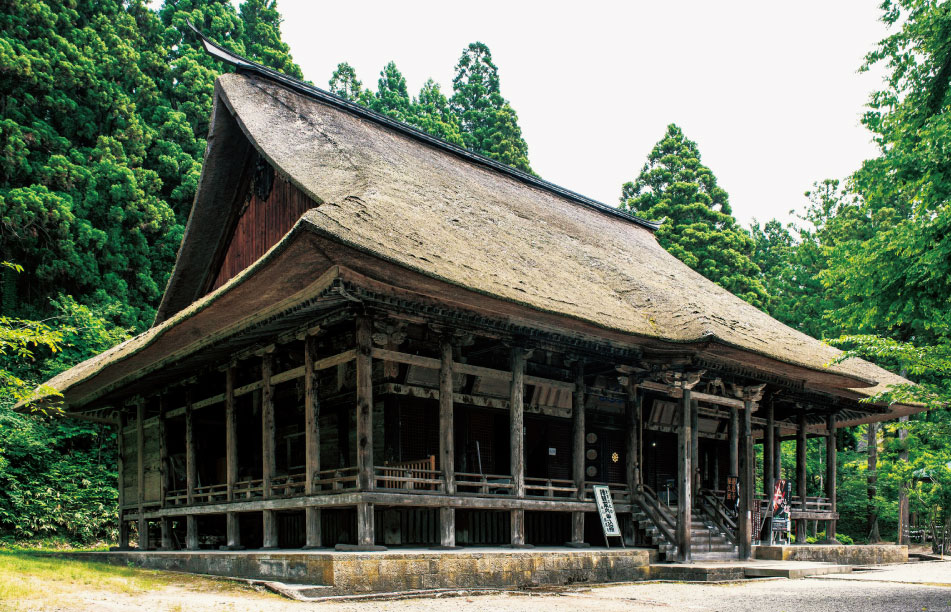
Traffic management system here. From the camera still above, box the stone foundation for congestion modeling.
[754,544,907,565]
[65,548,651,594]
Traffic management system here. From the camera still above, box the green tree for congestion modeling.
[329,62,369,103]
[620,124,767,308]
[239,0,303,79]
[451,42,532,173]
[411,79,464,146]
[369,61,412,122]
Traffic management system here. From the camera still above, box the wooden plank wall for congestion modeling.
[210,174,315,291]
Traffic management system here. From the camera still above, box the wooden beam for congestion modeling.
[440,507,456,549]
[690,398,699,502]
[738,399,754,559]
[136,400,147,550]
[640,381,746,409]
[729,406,739,477]
[626,384,641,490]
[117,409,129,549]
[676,388,692,562]
[439,338,456,496]
[510,348,526,500]
[304,335,321,549]
[826,413,837,542]
[570,361,586,547]
[572,361,585,502]
[764,402,775,503]
[796,411,808,544]
[185,391,198,550]
[158,397,171,549]
[355,317,374,492]
[510,348,526,548]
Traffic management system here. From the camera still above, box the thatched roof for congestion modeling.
[30,38,921,422]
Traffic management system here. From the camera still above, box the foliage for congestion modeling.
[620,124,768,309]
[328,42,530,169]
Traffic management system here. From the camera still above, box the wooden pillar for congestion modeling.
[185,392,198,550]
[261,352,278,549]
[675,388,692,562]
[738,399,754,559]
[136,400,148,550]
[158,396,172,549]
[867,422,880,543]
[510,347,526,547]
[690,398,699,500]
[304,335,322,549]
[117,410,129,549]
[764,403,775,502]
[355,317,373,491]
[625,382,640,546]
[224,365,241,550]
[796,412,808,544]
[773,423,782,482]
[570,361,586,546]
[357,502,375,547]
[729,407,739,477]
[898,416,910,545]
[438,337,456,547]
[825,413,837,542]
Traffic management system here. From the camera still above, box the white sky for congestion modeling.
[274,1,887,228]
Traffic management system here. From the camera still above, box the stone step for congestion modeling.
[691,551,740,561]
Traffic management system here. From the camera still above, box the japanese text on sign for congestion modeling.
[592,484,621,537]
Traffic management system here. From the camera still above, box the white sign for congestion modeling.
[593,484,621,537]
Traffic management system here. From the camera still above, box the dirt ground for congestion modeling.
[4,558,950,612]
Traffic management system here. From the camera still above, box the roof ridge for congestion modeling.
[188,23,661,232]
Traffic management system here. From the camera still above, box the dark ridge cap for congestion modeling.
[189,23,661,232]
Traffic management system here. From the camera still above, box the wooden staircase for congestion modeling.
[631,486,738,562]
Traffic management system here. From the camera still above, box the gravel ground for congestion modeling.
[10,561,951,612]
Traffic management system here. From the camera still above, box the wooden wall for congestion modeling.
[209,172,315,292]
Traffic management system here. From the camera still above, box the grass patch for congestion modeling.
[0,549,265,611]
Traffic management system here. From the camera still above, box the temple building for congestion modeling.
[33,33,922,564]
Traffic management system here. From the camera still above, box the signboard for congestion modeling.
[592,484,621,537]
[771,479,791,539]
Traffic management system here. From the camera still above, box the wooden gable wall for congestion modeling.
[208,163,316,292]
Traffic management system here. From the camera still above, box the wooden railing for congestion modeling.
[697,488,737,545]
[271,473,306,498]
[455,472,515,495]
[524,477,577,499]
[583,481,632,503]
[633,483,677,545]
[376,456,442,491]
[313,466,359,491]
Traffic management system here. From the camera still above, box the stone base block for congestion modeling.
[63,547,652,595]
[753,544,908,565]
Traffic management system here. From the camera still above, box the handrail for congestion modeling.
[455,472,514,495]
[525,477,577,498]
[698,488,737,545]
[633,483,677,546]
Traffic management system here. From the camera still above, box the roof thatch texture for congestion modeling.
[210,72,899,396]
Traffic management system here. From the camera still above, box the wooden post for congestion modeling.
[570,361,587,546]
[439,507,456,549]
[825,413,837,542]
[690,398,699,500]
[117,410,129,549]
[625,382,640,547]
[773,422,782,483]
[510,347,526,547]
[224,365,241,550]
[675,388,692,562]
[729,406,739,477]
[738,399,754,559]
[898,415,910,545]
[261,351,278,549]
[304,335,322,549]
[796,412,807,544]
[357,502,374,547]
[355,317,373,492]
[158,396,172,549]
[438,337,456,548]
[185,392,198,550]
[136,400,148,550]
[867,422,880,543]
[764,403,775,504]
